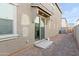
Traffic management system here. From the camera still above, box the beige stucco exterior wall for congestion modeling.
[74,25,79,47]
[35,3,62,37]
[17,3,35,43]
[49,4,62,37]
[61,18,68,33]
[0,3,62,55]
[0,3,35,55]
[62,18,68,28]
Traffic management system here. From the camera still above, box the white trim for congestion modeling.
[0,34,18,41]
[13,4,17,34]
[0,4,18,41]
[0,34,18,38]
[9,3,19,7]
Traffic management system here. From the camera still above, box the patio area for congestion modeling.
[10,33,79,56]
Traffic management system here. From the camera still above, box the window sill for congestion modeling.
[0,34,19,41]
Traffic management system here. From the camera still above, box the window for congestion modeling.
[0,3,17,39]
[0,18,13,35]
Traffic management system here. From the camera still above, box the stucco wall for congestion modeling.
[74,25,79,47]
[48,4,62,37]
[0,3,62,55]
[17,3,35,43]
[62,19,68,27]
[31,3,62,38]
[0,3,35,55]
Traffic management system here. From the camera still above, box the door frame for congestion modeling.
[35,15,46,40]
[39,15,46,40]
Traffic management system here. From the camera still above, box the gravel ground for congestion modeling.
[12,33,79,56]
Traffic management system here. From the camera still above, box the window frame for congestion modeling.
[0,3,18,41]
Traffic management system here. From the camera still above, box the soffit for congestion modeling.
[31,4,51,18]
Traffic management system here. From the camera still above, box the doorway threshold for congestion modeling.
[34,39,53,49]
